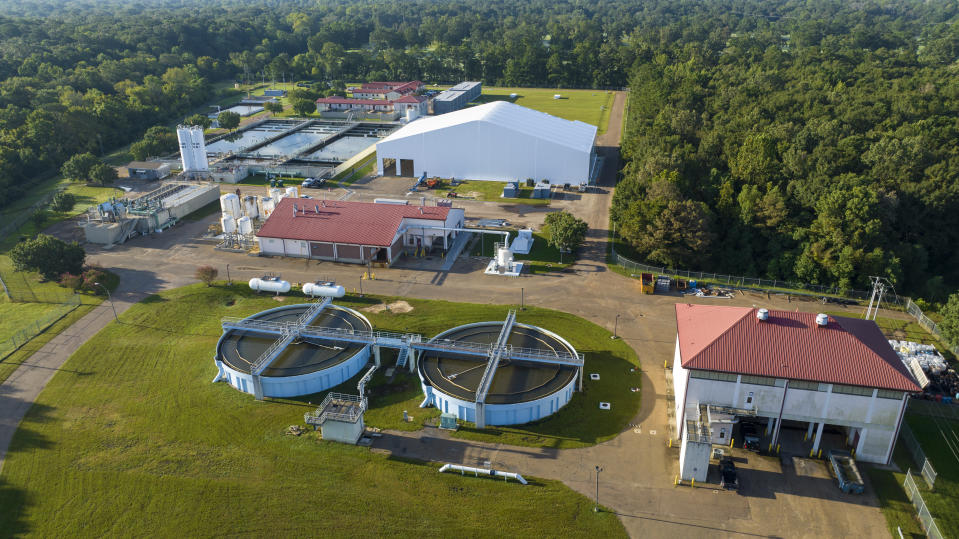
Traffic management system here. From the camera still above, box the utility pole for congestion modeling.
[594,466,603,512]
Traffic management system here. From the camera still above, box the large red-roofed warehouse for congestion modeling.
[256,198,464,265]
[672,304,921,480]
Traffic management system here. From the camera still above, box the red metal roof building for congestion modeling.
[255,198,464,265]
[672,304,920,466]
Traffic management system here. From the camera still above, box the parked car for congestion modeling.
[720,458,739,490]
[741,423,761,452]
[301,178,326,188]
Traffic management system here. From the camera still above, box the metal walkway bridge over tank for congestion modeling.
[221,304,584,403]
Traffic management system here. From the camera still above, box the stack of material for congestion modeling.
[888,340,948,374]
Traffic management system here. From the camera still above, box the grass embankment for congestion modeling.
[471,228,574,274]
[426,85,615,134]
[0,284,629,536]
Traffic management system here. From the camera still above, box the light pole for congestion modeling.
[94,282,118,322]
[226,264,231,285]
[611,314,620,340]
[520,287,524,310]
[594,465,603,512]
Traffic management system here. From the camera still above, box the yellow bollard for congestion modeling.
[691,478,695,488]
[810,448,815,458]
[776,444,781,454]
[668,438,672,448]
[803,433,808,442]
[818,449,822,459]
[674,475,678,485]
[371,272,376,280]
[851,449,856,458]
[362,272,368,280]
[769,443,773,452]
[665,359,668,369]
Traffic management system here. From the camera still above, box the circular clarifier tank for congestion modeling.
[418,321,579,426]
[215,303,372,398]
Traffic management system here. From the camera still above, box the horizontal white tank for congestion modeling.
[303,283,345,298]
[220,214,236,234]
[249,278,291,293]
[220,193,241,217]
[374,198,409,205]
[237,216,253,235]
[244,196,259,219]
[285,186,299,199]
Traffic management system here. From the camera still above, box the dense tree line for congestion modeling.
[611,1,959,298]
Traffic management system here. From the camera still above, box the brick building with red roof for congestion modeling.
[672,304,920,476]
[256,198,464,265]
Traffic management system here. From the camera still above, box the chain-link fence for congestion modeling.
[899,422,938,488]
[611,251,892,303]
[903,469,944,539]
[0,269,87,304]
[906,299,959,356]
[0,187,63,242]
[0,294,80,360]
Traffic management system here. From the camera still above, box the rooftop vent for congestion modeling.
[757,308,769,321]
[314,204,319,213]
[292,203,297,217]
[816,313,829,327]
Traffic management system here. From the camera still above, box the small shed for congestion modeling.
[531,182,551,199]
[502,182,519,198]
[125,161,171,181]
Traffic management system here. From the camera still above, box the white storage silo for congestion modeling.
[244,196,259,219]
[177,127,197,172]
[220,214,236,234]
[285,186,299,199]
[260,197,275,217]
[269,187,285,201]
[220,193,241,218]
[237,216,253,235]
[189,126,209,172]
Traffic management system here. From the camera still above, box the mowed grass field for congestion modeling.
[427,85,615,134]
[0,284,632,536]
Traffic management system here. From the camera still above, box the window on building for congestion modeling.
[832,384,874,397]
[719,428,726,439]
[690,370,738,382]
[790,380,826,392]
[740,374,777,387]
[876,389,904,400]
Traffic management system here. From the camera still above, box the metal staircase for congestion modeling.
[396,347,409,368]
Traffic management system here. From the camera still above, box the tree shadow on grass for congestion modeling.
[0,399,56,537]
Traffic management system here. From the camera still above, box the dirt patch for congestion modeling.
[272,296,286,302]
[362,300,413,314]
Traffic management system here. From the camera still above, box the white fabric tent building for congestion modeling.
[376,101,597,185]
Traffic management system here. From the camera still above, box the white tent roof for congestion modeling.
[379,101,597,152]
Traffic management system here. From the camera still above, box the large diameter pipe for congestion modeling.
[438,463,527,485]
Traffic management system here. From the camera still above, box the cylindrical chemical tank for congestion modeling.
[248,278,291,294]
[220,214,236,234]
[236,216,253,235]
[270,187,285,201]
[177,127,197,172]
[244,196,259,219]
[261,197,275,217]
[220,193,241,217]
[406,108,418,122]
[496,247,512,267]
[303,283,346,298]
[285,186,299,199]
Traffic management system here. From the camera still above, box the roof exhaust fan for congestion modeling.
[816,313,829,327]
[757,308,769,321]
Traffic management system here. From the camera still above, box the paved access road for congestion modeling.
[0,91,891,537]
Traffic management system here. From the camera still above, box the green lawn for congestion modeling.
[471,228,575,274]
[432,179,551,206]
[0,284,628,536]
[0,305,94,384]
[863,445,926,539]
[427,85,615,134]
[0,303,75,344]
